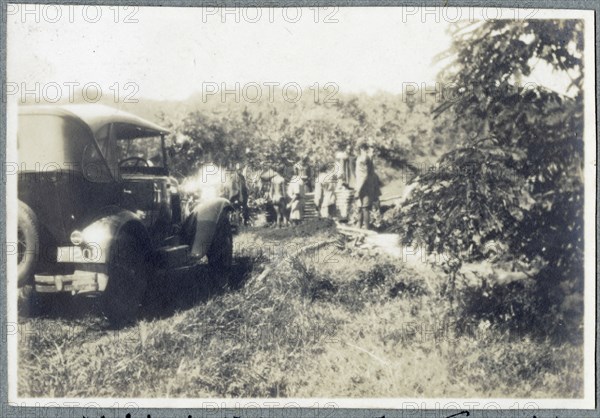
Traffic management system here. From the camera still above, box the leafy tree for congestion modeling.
[393,20,585,340]
[160,89,442,182]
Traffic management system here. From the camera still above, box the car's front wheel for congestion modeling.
[207,214,233,290]
[102,234,148,326]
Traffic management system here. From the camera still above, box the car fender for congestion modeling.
[78,206,151,264]
[181,197,232,258]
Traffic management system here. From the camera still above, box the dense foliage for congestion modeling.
[393,20,585,341]
[152,89,444,180]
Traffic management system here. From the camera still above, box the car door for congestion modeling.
[59,119,121,235]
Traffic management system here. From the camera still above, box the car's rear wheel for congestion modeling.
[207,214,233,290]
[102,234,148,326]
[17,202,61,318]
[18,201,40,288]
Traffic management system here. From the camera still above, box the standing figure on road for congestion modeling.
[335,144,354,188]
[287,174,306,225]
[314,164,337,218]
[269,172,287,228]
[294,158,311,192]
[224,163,249,226]
[355,142,380,229]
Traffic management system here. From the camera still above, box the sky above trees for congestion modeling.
[8,7,587,101]
[7,7,447,100]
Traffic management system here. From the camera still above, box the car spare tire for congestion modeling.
[18,201,40,287]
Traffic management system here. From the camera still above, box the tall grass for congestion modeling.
[18,226,583,398]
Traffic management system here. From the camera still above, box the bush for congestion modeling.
[454,265,583,344]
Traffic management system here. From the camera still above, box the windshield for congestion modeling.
[117,135,166,173]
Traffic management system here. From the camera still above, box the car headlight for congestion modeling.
[70,230,83,245]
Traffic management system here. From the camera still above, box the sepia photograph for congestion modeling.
[3,2,597,416]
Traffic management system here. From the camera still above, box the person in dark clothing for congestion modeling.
[355,142,380,229]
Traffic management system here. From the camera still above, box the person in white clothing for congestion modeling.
[314,164,337,218]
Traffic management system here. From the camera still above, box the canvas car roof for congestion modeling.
[19,104,169,138]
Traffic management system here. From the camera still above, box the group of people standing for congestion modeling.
[265,141,381,230]
[267,160,309,227]
[268,170,305,228]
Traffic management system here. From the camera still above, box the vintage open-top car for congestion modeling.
[17,104,233,324]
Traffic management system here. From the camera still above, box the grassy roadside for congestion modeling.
[18,222,583,398]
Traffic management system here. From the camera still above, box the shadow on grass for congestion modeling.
[17,290,101,322]
[17,256,260,326]
[141,255,258,320]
